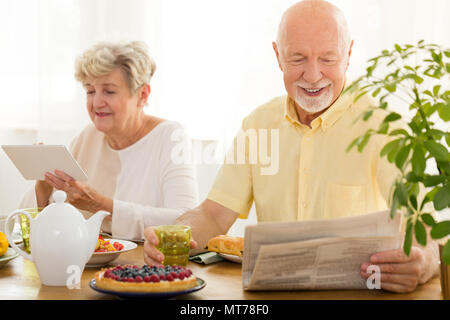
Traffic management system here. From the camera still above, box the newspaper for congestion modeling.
[242,210,403,290]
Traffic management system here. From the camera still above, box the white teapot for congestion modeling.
[5,190,110,286]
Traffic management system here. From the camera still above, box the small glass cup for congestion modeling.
[154,225,191,266]
[19,208,43,254]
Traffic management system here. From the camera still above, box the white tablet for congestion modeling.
[1,145,88,181]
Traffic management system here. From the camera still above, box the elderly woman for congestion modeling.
[21,41,198,240]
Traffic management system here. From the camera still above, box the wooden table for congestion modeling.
[0,244,443,300]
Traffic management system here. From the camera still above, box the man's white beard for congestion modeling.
[294,81,334,114]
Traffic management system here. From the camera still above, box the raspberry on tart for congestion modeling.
[95,264,197,292]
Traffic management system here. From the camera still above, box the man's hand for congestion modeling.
[143,227,197,265]
[44,169,112,213]
[142,199,239,264]
[360,246,431,293]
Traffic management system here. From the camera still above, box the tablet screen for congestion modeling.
[1,145,88,181]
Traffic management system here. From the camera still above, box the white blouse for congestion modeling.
[20,120,199,240]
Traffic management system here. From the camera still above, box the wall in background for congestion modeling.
[0,0,448,226]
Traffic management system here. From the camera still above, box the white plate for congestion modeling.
[86,239,137,267]
[99,232,144,243]
[218,253,242,264]
[0,248,19,268]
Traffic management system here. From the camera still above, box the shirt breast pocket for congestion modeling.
[324,183,366,219]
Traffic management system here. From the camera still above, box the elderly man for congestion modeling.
[144,0,439,293]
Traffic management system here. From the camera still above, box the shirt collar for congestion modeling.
[284,80,354,132]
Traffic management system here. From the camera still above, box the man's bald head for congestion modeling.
[276,0,352,56]
[272,0,354,120]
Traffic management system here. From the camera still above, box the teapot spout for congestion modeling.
[85,210,111,263]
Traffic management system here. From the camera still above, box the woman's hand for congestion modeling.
[35,180,53,208]
[44,169,113,213]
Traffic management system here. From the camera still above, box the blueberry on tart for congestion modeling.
[95,264,197,292]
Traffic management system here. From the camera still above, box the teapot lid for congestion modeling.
[41,190,82,218]
[53,190,67,204]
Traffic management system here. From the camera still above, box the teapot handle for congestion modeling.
[5,210,33,262]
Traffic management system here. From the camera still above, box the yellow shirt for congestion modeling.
[207,89,400,222]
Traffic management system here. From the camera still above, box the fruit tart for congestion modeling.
[95,264,197,292]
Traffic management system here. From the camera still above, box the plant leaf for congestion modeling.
[406,172,421,182]
[346,135,361,153]
[379,101,388,110]
[411,145,426,176]
[408,121,421,135]
[363,110,374,121]
[424,140,450,161]
[431,220,450,239]
[389,129,409,137]
[409,194,418,209]
[385,83,397,93]
[421,187,439,210]
[387,144,400,163]
[438,103,450,121]
[403,219,413,256]
[410,183,420,197]
[380,139,401,157]
[423,102,438,117]
[377,122,389,134]
[421,213,436,227]
[383,112,402,123]
[428,128,446,139]
[357,132,371,152]
[414,220,427,246]
[390,192,399,219]
[354,90,369,103]
[372,87,381,97]
[433,85,441,96]
[413,75,424,84]
[423,174,446,187]
[395,182,409,206]
[395,144,411,169]
[433,184,450,210]
[431,50,442,64]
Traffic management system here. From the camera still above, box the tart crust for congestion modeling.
[95,268,198,293]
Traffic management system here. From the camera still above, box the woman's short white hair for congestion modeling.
[74,41,156,93]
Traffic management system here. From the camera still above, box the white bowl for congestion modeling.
[86,239,137,267]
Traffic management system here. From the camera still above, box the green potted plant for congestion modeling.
[344,40,450,293]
